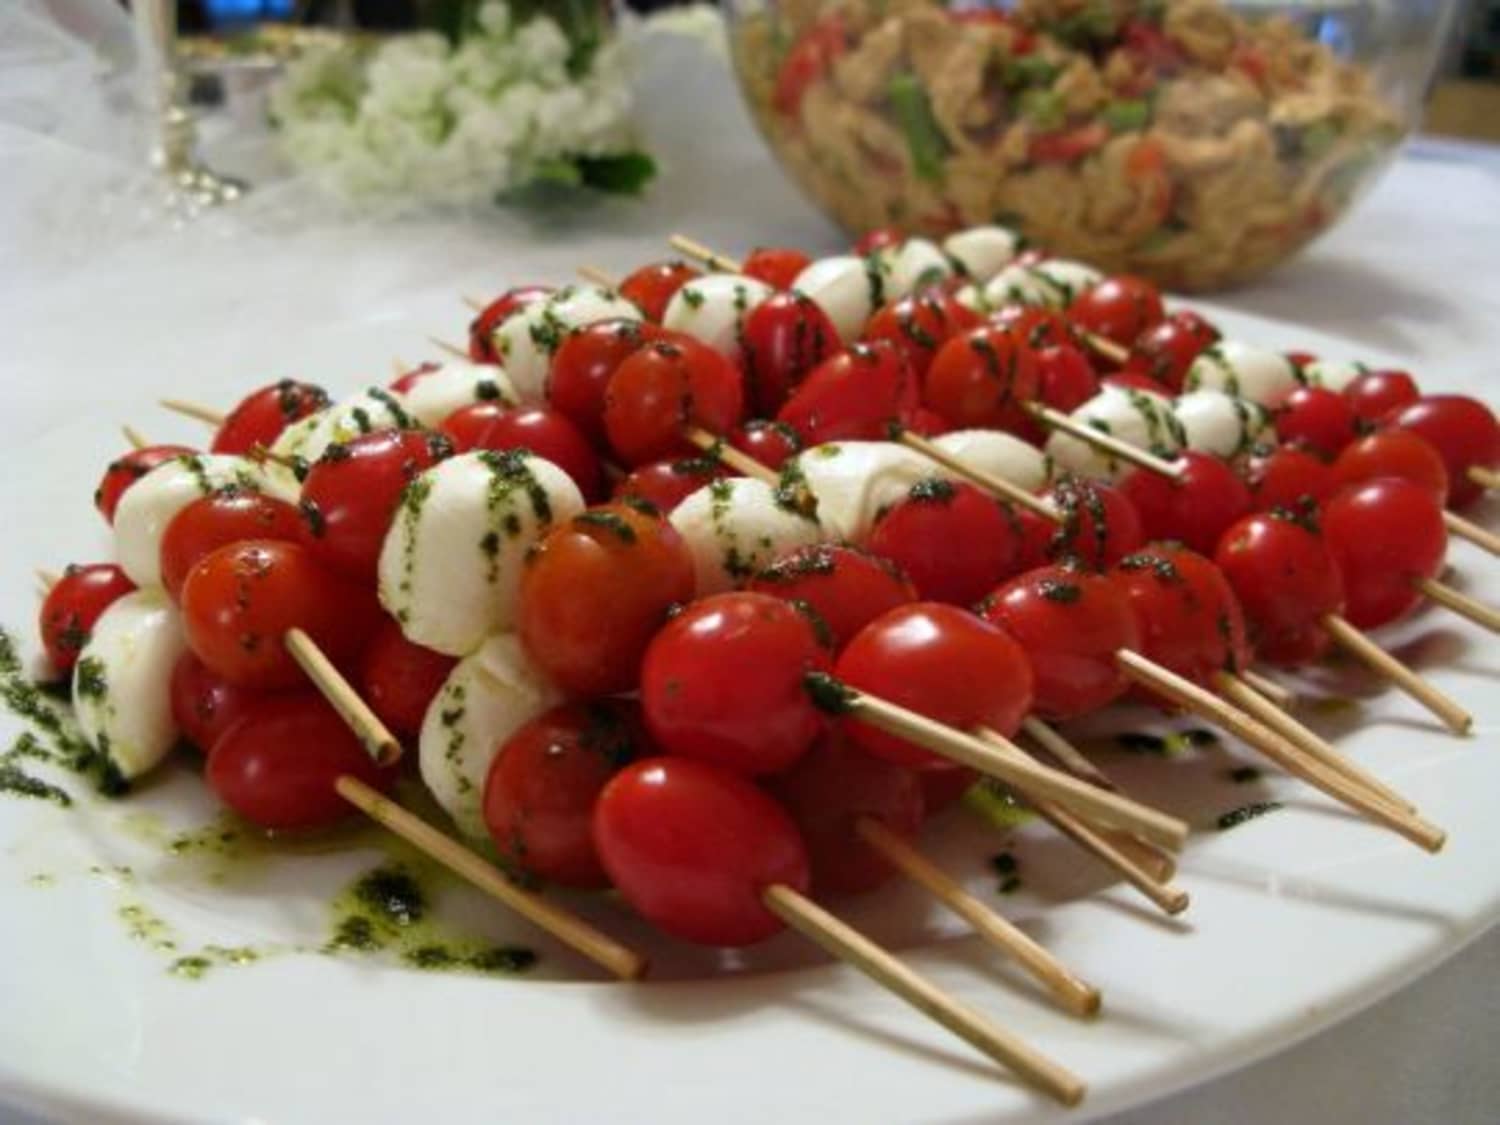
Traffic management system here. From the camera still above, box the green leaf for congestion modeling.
[887,72,948,184]
[572,152,658,196]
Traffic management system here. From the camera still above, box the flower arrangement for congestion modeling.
[268,0,654,209]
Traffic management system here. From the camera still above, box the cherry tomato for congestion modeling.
[776,339,919,447]
[436,400,506,451]
[853,227,903,256]
[903,406,950,437]
[298,429,454,580]
[483,701,643,888]
[835,603,1034,768]
[863,290,980,380]
[604,335,745,466]
[212,380,330,456]
[1103,371,1173,395]
[1275,386,1358,459]
[159,489,304,601]
[38,563,136,673]
[1214,508,1345,665]
[1040,476,1145,570]
[1067,275,1165,348]
[980,566,1137,719]
[773,15,847,116]
[730,419,802,472]
[94,445,195,524]
[742,247,812,291]
[359,618,457,741]
[612,456,726,514]
[1122,311,1220,393]
[741,292,842,416]
[468,286,553,364]
[867,480,1021,605]
[169,651,263,753]
[920,767,978,816]
[207,692,398,831]
[1331,429,1449,501]
[389,361,441,395]
[618,261,701,323]
[1344,368,1419,425]
[770,734,923,895]
[1036,345,1100,414]
[1118,451,1251,555]
[1388,395,1500,509]
[445,404,602,501]
[640,593,830,775]
[520,504,696,698]
[749,543,917,652]
[923,325,1039,434]
[1244,445,1336,513]
[547,319,656,446]
[1113,545,1250,690]
[181,540,380,689]
[1322,479,1447,629]
[594,757,810,946]
[989,306,1081,351]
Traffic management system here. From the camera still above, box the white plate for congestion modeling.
[0,255,1496,1125]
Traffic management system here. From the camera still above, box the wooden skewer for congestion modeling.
[429,335,469,359]
[1078,331,1129,367]
[121,425,149,451]
[577,265,618,289]
[761,884,1085,1105]
[682,426,780,483]
[1443,510,1500,557]
[36,569,60,591]
[668,233,743,274]
[1414,576,1500,633]
[1467,465,1500,490]
[897,430,1059,521]
[392,357,411,378]
[1240,669,1297,710]
[1024,404,1185,481]
[1216,672,1416,813]
[1117,650,1446,852]
[248,443,302,473]
[284,628,402,766]
[335,775,647,981]
[463,295,486,312]
[160,398,227,427]
[1320,613,1473,736]
[854,817,1102,1016]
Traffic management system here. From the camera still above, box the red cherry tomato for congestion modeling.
[1214,508,1345,665]
[1331,430,1449,501]
[520,504,696,698]
[863,290,980,380]
[298,429,454,580]
[773,15,847,117]
[835,603,1034,768]
[389,362,441,395]
[1103,371,1169,395]
[903,406,950,437]
[1388,395,1500,510]
[483,701,643,889]
[770,734,923,896]
[920,767,978,816]
[1067,275,1165,348]
[594,757,810,946]
[1040,476,1145,570]
[180,540,380,689]
[853,227,903,256]
[547,319,656,446]
[169,651,263,753]
[1118,451,1251,555]
[468,286,552,364]
[989,306,1081,351]
[618,261,701,323]
[446,404,602,501]
[1274,386,1358,459]
[612,456,726,514]
[741,292,842,417]
[359,618,457,741]
[1036,345,1100,414]
[38,563,136,673]
[742,246,812,291]
[604,336,745,466]
[1322,479,1447,629]
[730,419,802,472]
[867,480,1021,605]
[777,339,919,447]
[212,380,330,456]
[94,445,195,525]
[980,566,1137,719]
[1344,368,1419,425]
[923,325,1039,433]
[749,543,918,652]
[1113,545,1250,690]
[159,489,304,601]
[1244,445,1336,513]
[436,400,506,451]
[1121,312,1220,393]
[640,593,831,775]
[206,692,398,831]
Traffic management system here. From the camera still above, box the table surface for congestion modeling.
[4,6,1500,1122]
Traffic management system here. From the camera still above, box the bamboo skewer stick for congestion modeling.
[668,233,743,274]
[284,628,402,766]
[1320,614,1473,735]
[761,884,1086,1105]
[1416,577,1500,633]
[1443,511,1500,557]
[682,426,779,483]
[121,425,149,451]
[392,357,411,379]
[897,430,1059,521]
[1240,669,1296,710]
[1078,332,1129,367]
[577,265,618,289]
[159,398,227,427]
[35,569,60,591]
[1023,404,1185,481]
[854,817,1102,1016]
[429,335,469,359]
[1467,465,1500,490]
[463,296,485,312]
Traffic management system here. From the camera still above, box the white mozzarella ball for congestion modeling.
[931,429,1048,493]
[792,255,889,342]
[874,238,954,300]
[418,634,561,839]
[662,274,775,361]
[791,441,933,543]
[378,452,584,657]
[982,263,1063,309]
[271,387,414,469]
[1027,259,1104,305]
[1045,386,1184,481]
[1184,340,1301,406]
[942,226,1022,280]
[1173,390,1274,459]
[491,285,642,403]
[952,283,987,313]
[1301,359,1366,393]
[401,362,518,428]
[669,477,826,595]
[72,590,186,782]
[114,454,270,589]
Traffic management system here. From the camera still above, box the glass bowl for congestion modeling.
[723,0,1454,290]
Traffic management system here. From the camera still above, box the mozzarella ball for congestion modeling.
[1045,386,1184,481]
[491,285,642,403]
[662,274,775,361]
[1301,359,1366,393]
[418,633,561,839]
[1173,390,1275,459]
[1184,340,1301,406]
[983,263,1063,309]
[791,441,932,542]
[874,238,954,300]
[1028,259,1104,305]
[952,283,987,313]
[931,429,1048,493]
[942,225,1022,280]
[268,386,414,473]
[72,590,186,782]
[792,255,889,342]
[669,477,825,595]
[378,451,584,656]
[401,362,518,428]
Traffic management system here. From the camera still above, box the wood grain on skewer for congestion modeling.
[854,817,1102,1016]
[1117,650,1446,852]
[335,775,648,981]
[463,295,485,312]
[897,430,1059,521]
[1443,511,1500,556]
[429,335,469,359]
[682,426,779,483]
[1466,465,1500,491]
[1078,331,1128,367]
[35,569,60,592]
[160,398,227,427]
[284,628,402,766]
[577,265,617,289]
[121,425,150,451]
[1024,404,1186,481]
[761,884,1085,1105]
[1320,613,1473,736]
[392,357,411,379]
[668,233,743,274]
[1240,669,1297,710]
[1415,577,1500,633]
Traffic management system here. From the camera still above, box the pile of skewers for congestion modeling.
[31,222,1500,1108]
